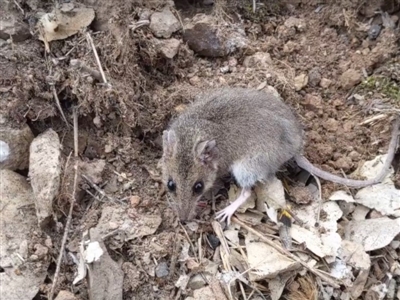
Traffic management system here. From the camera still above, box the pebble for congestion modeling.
[34,244,49,259]
[55,291,78,300]
[368,24,382,40]
[320,78,332,88]
[183,16,247,57]
[284,17,306,31]
[188,274,206,290]
[340,69,361,90]
[303,94,322,112]
[29,129,62,227]
[158,38,180,59]
[155,261,169,278]
[294,73,308,91]
[0,121,34,171]
[183,22,224,57]
[130,195,140,207]
[0,15,31,42]
[348,151,361,161]
[308,67,321,87]
[243,52,272,68]
[149,8,181,38]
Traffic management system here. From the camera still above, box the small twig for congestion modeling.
[48,109,80,300]
[73,107,78,157]
[252,0,256,13]
[86,32,109,86]
[179,222,199,263]
[311,175,322,227]
[168,233,180,280]
[128,20,150,31]
[70,59,103,82]
[51,85,70,128]
[360,114,387,125]
[13,0,24,14]
[232,217,342,288]
[81,174,123,204]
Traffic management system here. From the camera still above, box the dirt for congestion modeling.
[1,0,400,299]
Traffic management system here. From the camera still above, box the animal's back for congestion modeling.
[171,87,304,176]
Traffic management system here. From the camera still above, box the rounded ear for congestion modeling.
[194,139,218,169]
[163,130,177,157]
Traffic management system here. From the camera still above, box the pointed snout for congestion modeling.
[177,202,198,223]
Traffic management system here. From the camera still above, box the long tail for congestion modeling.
[295,117,400,188]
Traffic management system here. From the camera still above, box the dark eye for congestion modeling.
[167,179,176,192]
[192,181,204,194]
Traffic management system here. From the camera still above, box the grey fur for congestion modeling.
[161,87,400,221]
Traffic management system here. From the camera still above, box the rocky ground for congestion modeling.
[1,0,400,299]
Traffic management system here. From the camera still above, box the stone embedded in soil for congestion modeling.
[155,261,169,278]
[158,38,180,58]
[334,157,352,172]
[0,15,31,42]
[29,129,62,228]
[183,22,224,57]
[185,286,215,300]
[294,73,308,91]
[149,7,181,38]
[80,159,106,184]
[340,69,362,90]
[188,274,207,290]
[303,94,322,112]
[320,78,332,88]
[0,120,34,171]
[243,52,272,68]
[0,170,47,299]
[55,291,78,300]
[308,67,321,87]
[284,16,306,31]
[34,244,49,259]
[183,15,247,57]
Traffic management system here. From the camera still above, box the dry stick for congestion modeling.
[86,32,108,86]
[13,0,24,14]
[49,107,79,300]
[51,85,70,128]
[311,174,322,227]
[232,217,342,288]
[179,222,200,263]
[81,174,111,201]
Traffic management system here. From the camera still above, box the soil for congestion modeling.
[1,0,400,299]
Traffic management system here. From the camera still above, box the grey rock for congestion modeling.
[188,274,206,290]
[158,38,180,58]
[340,69,361,90]
[183,22,224,57]
[368,24,382,40]
[150,8,181,38]
[0,15,31,42]
[183,15,247,57]
[55,291,78,300]
[243,52,272,68]
[155,262,169,278]
[0,120,34,170]
[308,67,321,87]
[29,129,62,228]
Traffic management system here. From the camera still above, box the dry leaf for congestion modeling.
[38,3,95,49]
[344,217,400,251]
